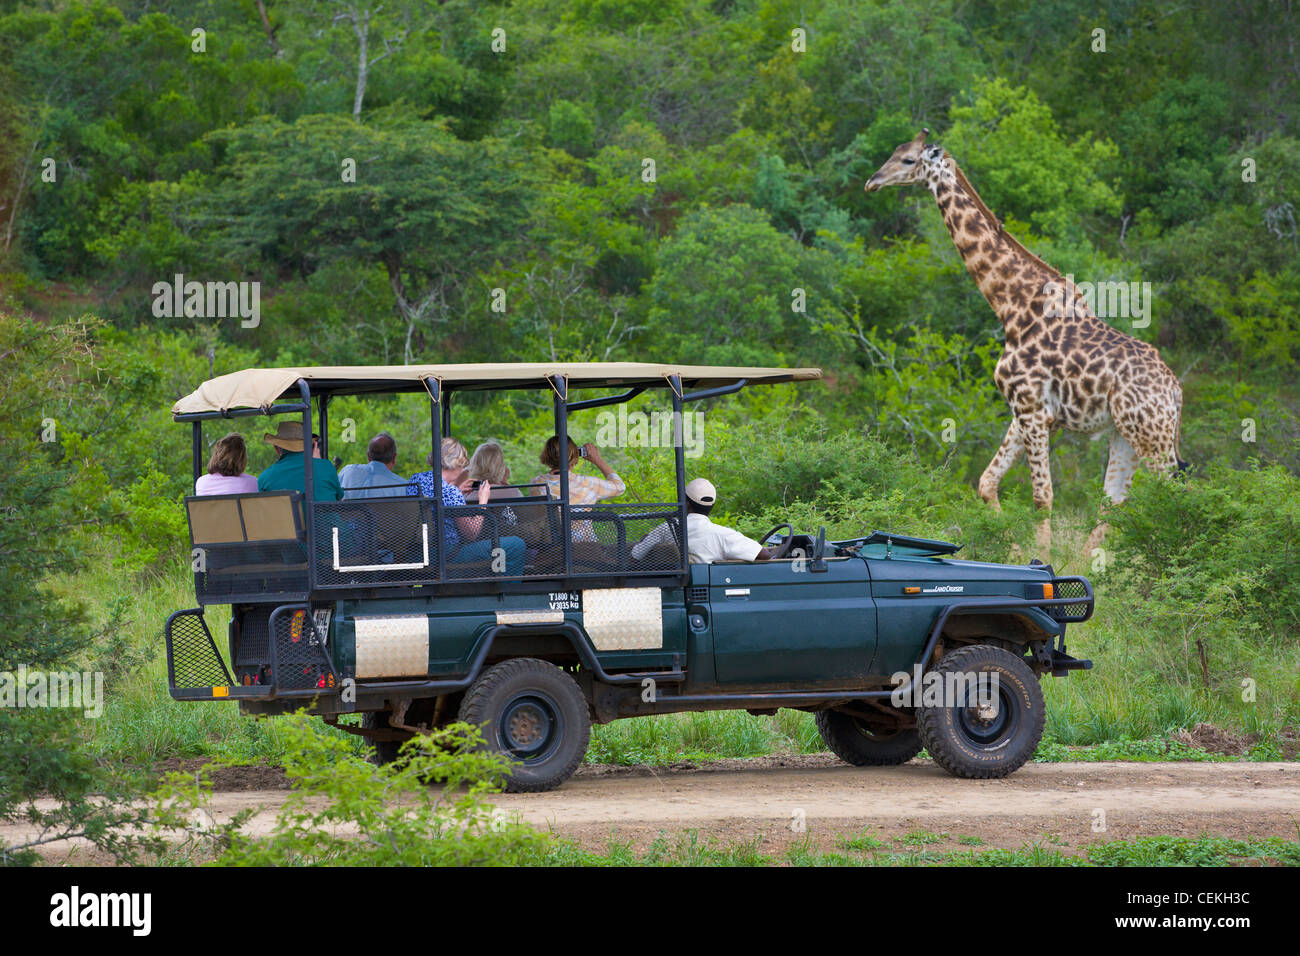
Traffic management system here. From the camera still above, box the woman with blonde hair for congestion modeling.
[465,439,522,514]
[406,437,525,574]
[196,433,258,495]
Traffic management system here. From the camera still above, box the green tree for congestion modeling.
[943,77,1122,241]
[1116,76,1235,227]
[803,0,984,149]
[201,109,532,360]
[645,203,843,366]
[548,99,596,156]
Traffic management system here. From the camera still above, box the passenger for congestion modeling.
[257,421,344,500]
[339,432,407,499]
[407,437,525,575]
[464,440,520,526]
[631,478,773,563]
[195,433,258,495]
[530,436,625,542]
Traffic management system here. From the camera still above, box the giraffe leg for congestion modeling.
[1113,386,1181,481]
[1084,434,1140,555]
[978,420,1024,512]
[1020,415,1053,555]
[1103,433,1141,503]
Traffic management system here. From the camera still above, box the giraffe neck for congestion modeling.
[924,154,1064,332]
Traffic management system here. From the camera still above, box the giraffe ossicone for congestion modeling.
[865,130,1185,554]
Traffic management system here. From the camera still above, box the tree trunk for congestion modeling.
[3,135,38,255]
[384,252,449,364]
[254,0,280,55]
[352,8,370,118]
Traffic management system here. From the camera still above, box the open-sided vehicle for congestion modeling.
[165,362,1093,790]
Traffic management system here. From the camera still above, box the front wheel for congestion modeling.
[458,658,590,793]
[815,710,922,766]
[916,644,1045,779]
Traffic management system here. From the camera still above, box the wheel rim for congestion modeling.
[955,683,1018,748]
[497,691,564,764]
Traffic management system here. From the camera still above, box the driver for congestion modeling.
[631,478,774,563]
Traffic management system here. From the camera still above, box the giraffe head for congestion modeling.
[864,128,949,192]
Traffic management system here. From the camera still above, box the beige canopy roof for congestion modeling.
[172,362,822,418]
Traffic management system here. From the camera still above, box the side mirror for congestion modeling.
[810,526,828,573]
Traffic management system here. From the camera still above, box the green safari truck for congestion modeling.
[165,362,1093,791]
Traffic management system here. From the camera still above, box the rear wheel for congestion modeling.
[916,644,1045,779]
[458,658,590,793]
[816,709,922,766]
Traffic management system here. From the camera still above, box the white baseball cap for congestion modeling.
[685,478,717,506]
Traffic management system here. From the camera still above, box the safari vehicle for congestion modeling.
[165,362,1094,791]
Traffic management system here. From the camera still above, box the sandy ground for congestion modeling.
[494,757,1300,854]
[8,757,1299,861]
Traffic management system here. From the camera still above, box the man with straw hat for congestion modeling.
[256,420,344,501]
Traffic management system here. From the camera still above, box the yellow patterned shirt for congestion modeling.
[531,470,626,542]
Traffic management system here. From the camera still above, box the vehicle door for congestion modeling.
[707,558,876,684]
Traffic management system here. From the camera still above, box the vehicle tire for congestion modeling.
[362,711,408,766]
[815,710,922,766]
[458,658,590,793]
[916,644,1045,779]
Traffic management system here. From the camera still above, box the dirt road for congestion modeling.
[488,757,1300,853]
[15,757,1295,860]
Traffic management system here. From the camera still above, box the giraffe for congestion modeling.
[864,129,1184,553]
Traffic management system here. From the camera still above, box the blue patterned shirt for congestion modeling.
[406,471,466,548]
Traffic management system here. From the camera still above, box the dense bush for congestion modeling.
[1107,461,1300,639]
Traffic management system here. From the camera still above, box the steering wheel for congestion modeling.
[757,523,796,560]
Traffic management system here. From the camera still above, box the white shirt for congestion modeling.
[630,512,763,563]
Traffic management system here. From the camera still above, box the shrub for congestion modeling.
[1106,461,1300,638]
[152,715,551,866]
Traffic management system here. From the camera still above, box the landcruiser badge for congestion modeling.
[922,585,964,593]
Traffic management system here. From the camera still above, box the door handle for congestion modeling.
[724,588,750,597]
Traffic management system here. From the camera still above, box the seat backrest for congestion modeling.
[373,498,426,556]
[635,542,682,570]
[186,497,244,545]
[511,497,558,549]
[240,494,301,541]
[186,491,303,547]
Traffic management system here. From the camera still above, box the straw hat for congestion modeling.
[263,420,305,452]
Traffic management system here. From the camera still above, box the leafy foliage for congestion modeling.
[152,715,550,866]
[0,307,168,866]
